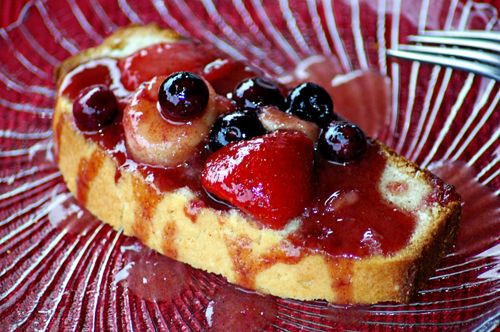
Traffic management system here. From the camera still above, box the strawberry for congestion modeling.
[202,130,314,229]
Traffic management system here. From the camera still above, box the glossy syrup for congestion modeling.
[291,142,416,258]
[114,241,189,302]
[206,286,277,331]
[114,238,277,330]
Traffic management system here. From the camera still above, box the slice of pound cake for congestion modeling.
[53,25,461,304]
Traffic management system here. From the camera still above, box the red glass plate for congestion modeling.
[0,0,499,330]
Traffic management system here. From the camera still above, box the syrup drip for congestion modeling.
[76,150,105,205]
[206,286,277,331]
[114,240,189,302]
[428,160,499,256]
[291,142,416,259]
[114,239,277,330]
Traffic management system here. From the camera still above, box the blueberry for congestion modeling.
[209,110,267,151]
[158,72,209,121]
[318,121,366,163]
[232,77,285,110]
[73,84,119,132]
[286,82,335,127]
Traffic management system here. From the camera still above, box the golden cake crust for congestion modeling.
[53,24,461,304]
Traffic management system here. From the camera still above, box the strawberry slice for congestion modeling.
[202,130,314,229]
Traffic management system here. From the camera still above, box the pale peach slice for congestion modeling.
[258,106,319,141]
[123,75,229,166]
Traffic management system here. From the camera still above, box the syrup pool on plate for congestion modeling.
[114,238,278,330]
[113,241,190,302]
[47,187,99,235]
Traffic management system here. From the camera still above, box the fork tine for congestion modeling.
[420,30,500,42]
[398,45,500,67]
[407,35,500,53]
[387,49,500,81]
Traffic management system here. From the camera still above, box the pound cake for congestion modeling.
[53,25,461,304]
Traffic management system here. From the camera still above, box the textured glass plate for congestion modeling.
[0,0,499,330]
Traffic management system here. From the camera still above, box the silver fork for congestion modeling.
[387,30,500,80]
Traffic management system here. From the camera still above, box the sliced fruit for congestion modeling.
[202,130,314,229]
[123,75,227,166]
[258,106,319,141]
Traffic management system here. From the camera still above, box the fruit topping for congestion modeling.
[318,121,367,164]
[158,72,209,121]
[73,84,119,132]
[258,106,319,141]
[202,131,314,229]
[286,82,335,127]
[232,77,285,110]
[123,76,224,166]
[208,110,267,151]
[290,142,416,258]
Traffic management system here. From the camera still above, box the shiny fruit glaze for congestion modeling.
[202,130,315,229]
[283,56,392,139]
[291,142,415,258]
[232,77,285,110]
[60,41,419,259]
[318,121,367,164]
[203,58,257,95]
[208,109,267,151]
[158,72,209,121]
[118,41,258,95]
[286,82,335,128]
[73,84,119,132]
[118,41,221,91]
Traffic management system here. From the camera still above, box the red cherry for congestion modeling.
[73,84,118,132]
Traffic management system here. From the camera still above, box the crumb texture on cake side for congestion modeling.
[53,25,461,304]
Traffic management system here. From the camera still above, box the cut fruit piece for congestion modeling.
[258,106,319,141]
[123,75,225,166]
[202,130,314,229]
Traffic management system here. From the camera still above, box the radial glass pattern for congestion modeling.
[0,0,499,330]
